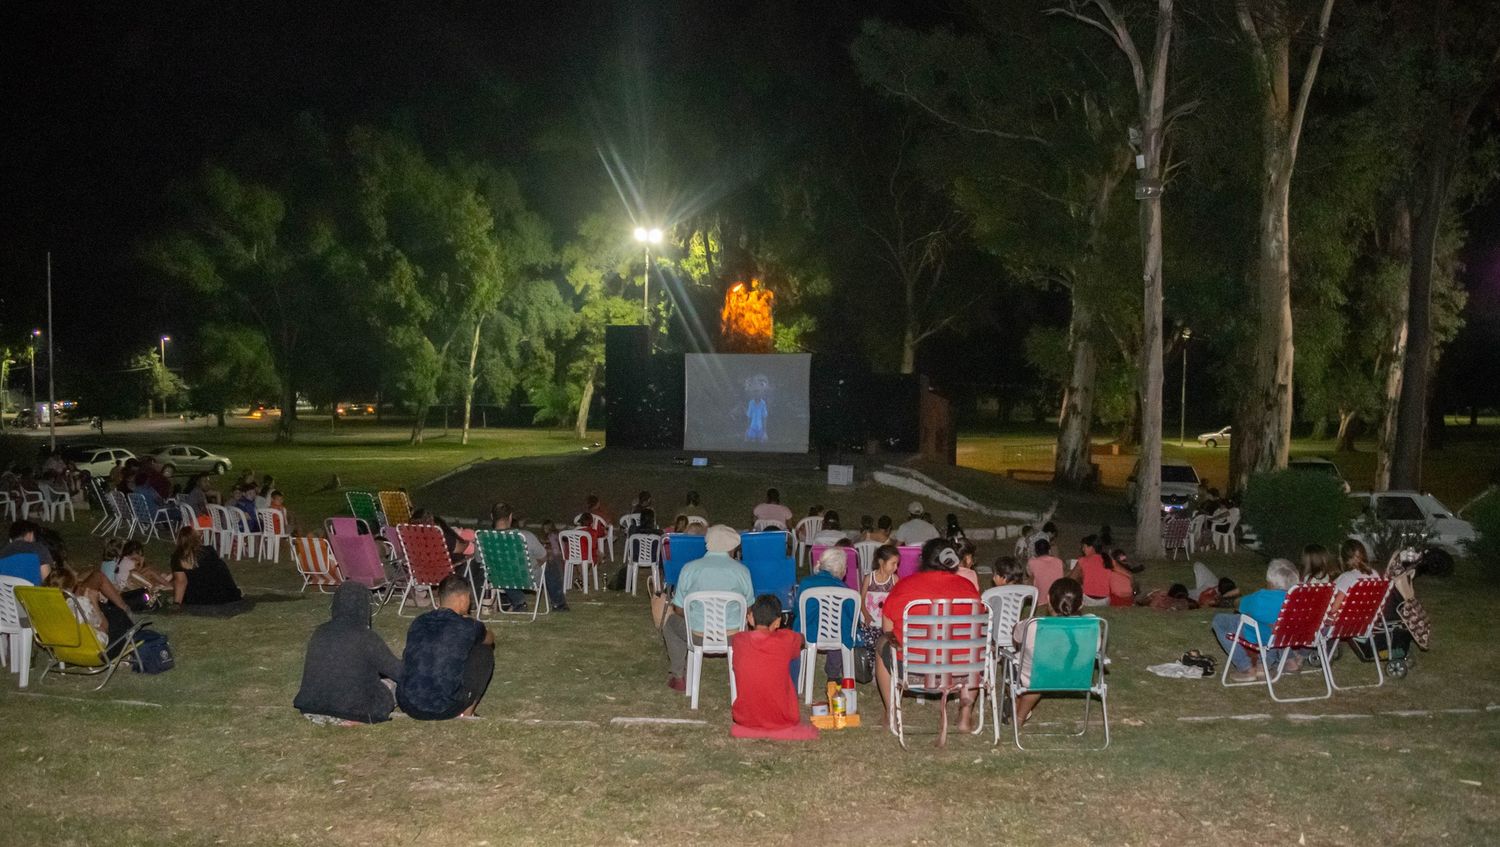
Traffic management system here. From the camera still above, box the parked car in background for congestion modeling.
[336,401,378,417]
[148,444,232,475]
[1196,426,1231,448]
[1346,490,1475,571]
[1127,458,1202,513]
[65,446,136,477]
[1288,456,1350,493]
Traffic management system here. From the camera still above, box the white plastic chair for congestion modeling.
[624,533,662,596]
[797,586,858,704]
[559,528,597,594]
[793,516,823,569]
[207,505,236,557]
[980,584,1038,718]
[0,575,34,689]
[1213,509,1240,553]
[19,488,47,520]
[39,483,74,522]
[752,518,787,532]
[258,507,290,563]
[1187,513,1208,554]
[682,590,746,710]
[854,541,883,583]
[224,508,259,560]
[588,513,615,562]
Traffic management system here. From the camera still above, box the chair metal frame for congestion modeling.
[473,529,550,623]
[291,536,344,594]
[13,586,145,692]
[1317,577,1394,691]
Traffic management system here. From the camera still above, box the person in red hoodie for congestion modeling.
[729,595,818,740]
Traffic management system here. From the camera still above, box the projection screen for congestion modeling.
[683,353,811,453]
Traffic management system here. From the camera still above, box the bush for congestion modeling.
[1242,469,1352,560]
[1463,488,1500,571]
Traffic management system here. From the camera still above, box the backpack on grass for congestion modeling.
[129,627,175,674]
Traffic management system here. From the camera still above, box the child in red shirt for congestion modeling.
[730,595,818,740]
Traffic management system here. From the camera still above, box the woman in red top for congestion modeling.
[876,538,983,743]
[1073,535,1111,606]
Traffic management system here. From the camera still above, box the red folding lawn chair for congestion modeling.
[1220,582,1335,702]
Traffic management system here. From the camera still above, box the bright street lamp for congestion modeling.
[160,335,173,415]
[633,226,664,321]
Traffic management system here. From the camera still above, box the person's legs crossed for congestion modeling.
[1211,612,1253,672]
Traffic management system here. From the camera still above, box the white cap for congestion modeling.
[907,501,925,515]
[705,524,741,554]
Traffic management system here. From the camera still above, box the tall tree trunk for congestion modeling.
[1390,151,1457,489]
[574,362,597,439]
[900,281,919,374]
[276,376,297,444]
[1229,0,1334,494]
[410,405,428,445]
[1375,312,1408,490]
[1054,302,1099,488]
[461,316,484,446]
[1335,408,1357,452]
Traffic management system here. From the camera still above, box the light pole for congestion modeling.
[160,335,172,414]
[1178,327,1192,446]
[633,226,663,322]
[28,328,40,425]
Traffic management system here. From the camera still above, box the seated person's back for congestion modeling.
[398,575,495,720]
[731,595,816,739]
[294,582,404,724]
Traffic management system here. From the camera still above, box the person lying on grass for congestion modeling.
[397,574,495,721]
[730,594,818,740]
[295,581,404,725]
[1210,559,1300,682]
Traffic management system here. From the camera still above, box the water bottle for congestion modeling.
[842,678,857,715]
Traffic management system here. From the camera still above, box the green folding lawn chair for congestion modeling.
[1007,616,1110,750]
[474,530,549,622]
[345,491,384,527]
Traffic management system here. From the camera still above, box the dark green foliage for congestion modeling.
[1242,469,1353,559]
[1463,490,1500,573]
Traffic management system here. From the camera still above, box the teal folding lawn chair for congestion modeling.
[1007,616,1110,750]
[474,530,549,622]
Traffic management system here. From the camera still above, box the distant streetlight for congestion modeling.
[633,226,663,321]
[29,328,40,426]
[1178,327,1193,446]
[160,335,173,414]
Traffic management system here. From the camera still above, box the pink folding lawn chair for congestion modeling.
[325,518,393,611]
[896,545,923,579]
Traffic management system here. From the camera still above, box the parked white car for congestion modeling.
[148,444,233,475]
[1197,426,1231,448]
[1346,490,1475,558]
[1127,458,1202,513]
[1288,456,1351,493]
[64,445,136,477]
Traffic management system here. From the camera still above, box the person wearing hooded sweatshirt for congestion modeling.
[293,582,404,724]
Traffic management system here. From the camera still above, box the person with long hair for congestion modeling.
[1012,577,1088,725]
[171,526,245,610]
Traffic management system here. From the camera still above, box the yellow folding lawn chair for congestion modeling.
[14,586,144,691]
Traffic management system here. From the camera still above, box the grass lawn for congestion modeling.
[2,425,1498,845]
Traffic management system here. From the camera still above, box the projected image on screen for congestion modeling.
[684,353,811,453]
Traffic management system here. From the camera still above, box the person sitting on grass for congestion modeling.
[1026,538,1067,609]
[102,539,172,608]
[170,526,248,614]
[1105,549,1136,607]
[1210,559,1300,682]
[0,519,56,580]
[1012,578,1088,726]
[294,582,405,725]
[730,594,818,740]
[795,548,856,683]
[875,539,982,741]
[397,574,495,721]
[662,525,754,692]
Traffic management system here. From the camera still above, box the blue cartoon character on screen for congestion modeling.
[744,373,770,443]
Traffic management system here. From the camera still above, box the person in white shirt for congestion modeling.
[892,501,940,546]
[810,510,848,546]
[752,488,793,527]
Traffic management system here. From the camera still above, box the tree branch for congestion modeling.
[1286,0,1335,165]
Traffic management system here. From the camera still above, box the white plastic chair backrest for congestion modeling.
[1189,513,1208,531]
[209,503,232,532]
[981,585,1038,647]
[685,515,709,528]
[259,508,288,535]
[798,586,858,650]
[752,518,786,532]
[682,590,746,649]
[588,513,611,533]
[177,501,198,528]
[559,528,593,563]
[627,533,662,566]
[225,508,251,534]
[1226,508,1241,530]
[794,516,823,542]
[619,513,641,532]
[0,575,32,630]
[854,541,882,578]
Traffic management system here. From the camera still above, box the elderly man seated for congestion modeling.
[662,524,754,692]
[1210,559,1299,682]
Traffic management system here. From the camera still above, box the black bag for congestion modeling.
[130,627,175,674]
[853,646,875,685]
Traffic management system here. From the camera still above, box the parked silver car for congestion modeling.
[148,444,233,475]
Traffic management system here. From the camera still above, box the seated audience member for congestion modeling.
[955,539,980,589]
[229,484,260,532]
[945,513,966,542]
[677,490,707,522]
[856,515,876,542]
[266,490,293,534]
[795,548,857,682]
[753,488,793,527]
[892,502,941,546]
[631,507,660,538]
[672,514,690,534]
[1332,539,1377,602]
[868,515,895,544]
[990,555,1026,588]
[1098,524,1114,549]
[102,539,172,604]
[876,539,983,739]
[1073,535,1110,606]
[861,544,901,629]
[811,510,846,546]
[1105,550,1135,606]
[170,526,247,612]
[134,457,172,500]
[1012,578,1089,726]
[730,594,818,740]
[1136,582,1198,611]
[397,574,495,720]
[1013,525,1035,559]
[1,519,56,580]
[295,582,405,725]
[630,490,654,515]
[1026,539,1067,608]
[1210,559,1300,682]
[662,525,754,691]
[180,474,211,518]
[1112,548,1143,574]
[1300,543,1334,583]
[44,564,132,651]
[491,503,568,612]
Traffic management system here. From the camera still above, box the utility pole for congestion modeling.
[46,252,56,451]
